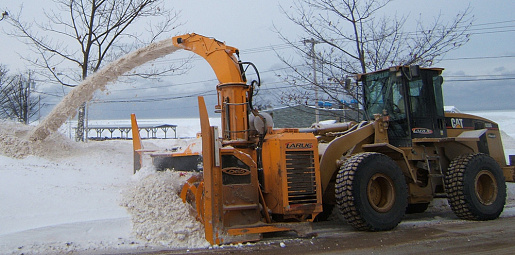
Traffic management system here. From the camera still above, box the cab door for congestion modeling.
[407,71,447,139]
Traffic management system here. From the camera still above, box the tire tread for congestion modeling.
[335,152,407,231]
[445,153,506,220]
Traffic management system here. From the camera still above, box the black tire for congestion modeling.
[335,152,408,231]
[406,203,429,214]
[445,153,506,220]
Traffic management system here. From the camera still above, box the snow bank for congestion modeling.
[0,120,78,159]
[471,111,515,158]
[120,168,209,248]
[0,120,209,254]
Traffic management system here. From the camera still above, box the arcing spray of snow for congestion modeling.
[28,39,180,142]
[120,168,210,248]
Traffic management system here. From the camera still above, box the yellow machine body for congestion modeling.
[171,34,322,245]
[261,130,323,219]
[130,34,515,245]
[195,97,319,244]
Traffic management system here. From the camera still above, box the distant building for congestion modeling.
[264,104,361,128]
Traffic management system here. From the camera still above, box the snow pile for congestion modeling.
[0,120,31,158]
[0,120,209,254]
[0,141,134,254]
[0,119,78,159]
[501,130,515,155]
[144,137,203,154]
[121,167,209,248]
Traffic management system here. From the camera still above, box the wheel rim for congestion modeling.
[367,173,396,213]
[475,170,498,206]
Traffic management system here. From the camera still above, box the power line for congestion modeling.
[20,18,515,78]
[86,52,515,95]
[446,77,515,82]
[443,55,515,61]
[106,78,218,92]
[37,65,515,105]
[469,28,515,36]
[472,19,515,27]
[135,19,515,66]
[445,74,515,78]
[92,91,217,104]
[26,17,515,108]
[14,15,515,73]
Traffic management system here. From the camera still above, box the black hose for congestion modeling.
[239,61,261,111]
[240,62,261,87]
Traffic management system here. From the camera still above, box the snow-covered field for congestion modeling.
[0,119,211,254]
[1,111,515,254]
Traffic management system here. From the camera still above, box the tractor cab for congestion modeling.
[360,66,447,147]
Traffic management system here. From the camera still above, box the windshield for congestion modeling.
[363,71,404,120]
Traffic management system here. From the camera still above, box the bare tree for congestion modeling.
[275,0,472,121]
[0,66,8,109]
[6,0,181,141]
[0,65,7,83]
[0,68,41,124]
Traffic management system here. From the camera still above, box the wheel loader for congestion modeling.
[131,33,515,245]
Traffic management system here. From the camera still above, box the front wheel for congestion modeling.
[445,153,506,220]
[335,152,408,231]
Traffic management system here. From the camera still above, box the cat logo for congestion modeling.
[451,118,464,128]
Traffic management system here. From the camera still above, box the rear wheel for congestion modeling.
[445,153,506,220]
[335,152,408,231]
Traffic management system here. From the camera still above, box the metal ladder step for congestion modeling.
[434,193,448,198]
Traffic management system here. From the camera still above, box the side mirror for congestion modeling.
[434,75,444,85]
[409,65,420,77]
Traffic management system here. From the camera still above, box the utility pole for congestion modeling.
[24,73,35,124]
[304,38,320,124]
[25,78,30,124]
[38,95,41,122]
[85,102,89,142]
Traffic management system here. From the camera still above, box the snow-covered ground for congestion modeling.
[0,120,210,254]
[1,111,515,254]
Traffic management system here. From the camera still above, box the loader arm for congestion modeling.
[319,122,375,192]
[172,33,245,84]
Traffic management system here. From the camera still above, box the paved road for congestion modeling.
[143,202,515,255]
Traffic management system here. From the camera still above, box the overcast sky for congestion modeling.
[1,0,515,121]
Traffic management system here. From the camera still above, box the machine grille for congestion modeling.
[285,150,318,205]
